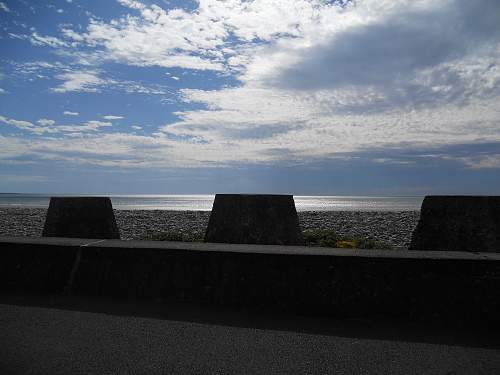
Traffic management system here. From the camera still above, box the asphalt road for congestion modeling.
[1,301,499,375]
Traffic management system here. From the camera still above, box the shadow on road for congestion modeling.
[1,291,498,350]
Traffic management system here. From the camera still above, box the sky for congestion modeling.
[0,0,499,195]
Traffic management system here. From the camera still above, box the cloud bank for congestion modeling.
[1,0,499,171]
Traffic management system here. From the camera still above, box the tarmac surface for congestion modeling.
[1,294,499,375]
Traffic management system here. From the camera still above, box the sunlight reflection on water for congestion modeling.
[0,194,422,211]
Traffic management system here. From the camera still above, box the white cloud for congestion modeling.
[244,0,500,113]
[2,0,500,170]
[63,111,79,116]
[60,0,370,74]
[0,116,36,131]
[117,0,146,10]
[460,155,500,169]
[71,9,227,70]
[1,105,500,170]
[57,0,500,109]
[52,71,103,93]
[131,125,142,130]
[0,132,177,167]
[55,120,112,133]
[61,28,85,42]
[0,115,113,135]
[10,62,173,96]
[63,1,231,70]
[0,115,58,134]
[0,135,31,160]
[0,2,9,12]
[10,61,70,76]
[63,0,348,72]
[102,115,124,120]
[29,32,69,48]
[113,80,171,95]
[37,118,55,126]
[157,87,500,164]
[0,88,6,94]
[129,0,492,166]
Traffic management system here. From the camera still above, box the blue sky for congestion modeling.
[0,0,499,195]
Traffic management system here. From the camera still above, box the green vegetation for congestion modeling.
[144,228,393,250]
[302,229,339,248]
[302,229,393,250]
[143,231,204,242]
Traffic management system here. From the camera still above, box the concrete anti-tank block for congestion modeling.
[410,195,500,252]
[42,197,120,239]
[204,194,304,245]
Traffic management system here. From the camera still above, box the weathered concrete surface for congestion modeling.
[42,197,120,239]
[410,196,500,252]
[205,194,304,245]
[1,302,499,375]
[1,237,499,326]
[0,238,81,293]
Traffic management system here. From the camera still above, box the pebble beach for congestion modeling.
[0,208,420,249]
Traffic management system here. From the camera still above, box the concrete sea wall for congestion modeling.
[42,197,120,239]
[205,194,304,245]
[1,237,499,326]
[410,195,500,252]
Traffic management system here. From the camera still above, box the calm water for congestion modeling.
[0,194,423,211]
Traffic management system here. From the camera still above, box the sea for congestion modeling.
[0,193,423,211]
